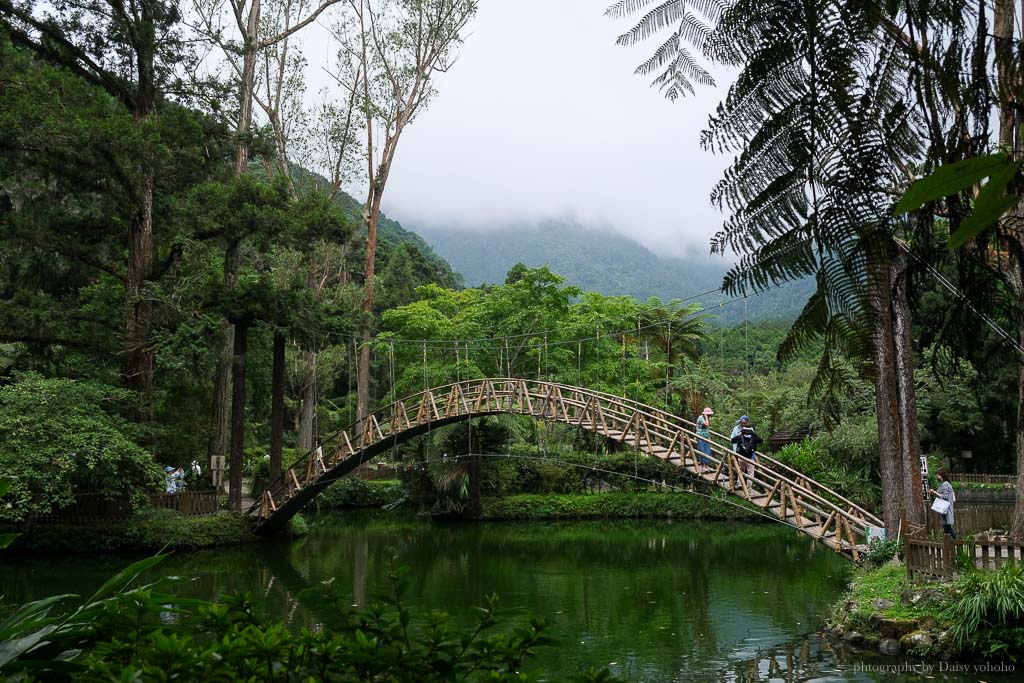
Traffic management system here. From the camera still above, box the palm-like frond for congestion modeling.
[608,0,725,98]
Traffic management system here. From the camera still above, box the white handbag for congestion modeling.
[931,497,950,515]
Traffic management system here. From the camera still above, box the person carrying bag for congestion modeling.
[928,468,956,539]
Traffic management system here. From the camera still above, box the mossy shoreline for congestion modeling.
[825,564,955,659]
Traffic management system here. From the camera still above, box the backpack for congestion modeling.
[738,427,759,456]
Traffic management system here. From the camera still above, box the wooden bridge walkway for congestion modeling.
[250,379,882,561]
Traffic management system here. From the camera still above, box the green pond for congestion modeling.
[0,514,1006,681]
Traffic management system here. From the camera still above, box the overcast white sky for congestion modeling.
[309,1,735,257]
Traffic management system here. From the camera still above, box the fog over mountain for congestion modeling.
[412,219,813,323]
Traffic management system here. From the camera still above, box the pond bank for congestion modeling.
[825,564,954,658]
[2,510,259,556]
[476,490,761,520]
[5,483,762,556]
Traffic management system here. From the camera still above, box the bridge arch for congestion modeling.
[251,379,881,561]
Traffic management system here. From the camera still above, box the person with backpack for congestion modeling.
[730,416,762,475]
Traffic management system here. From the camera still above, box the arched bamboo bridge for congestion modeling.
[250,379,882,561]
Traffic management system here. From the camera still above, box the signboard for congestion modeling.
[210,455,226,488]
[866,525,886,545]
[920,455,929,499]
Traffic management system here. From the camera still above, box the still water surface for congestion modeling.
[0,514,1011,681]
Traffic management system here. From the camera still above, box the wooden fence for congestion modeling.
[924,505,1014,537]
[32,491,220,524]
[32,493,135,524]
[953,473,1016,485]
[906,535,1024,581]
[148,491,220,516]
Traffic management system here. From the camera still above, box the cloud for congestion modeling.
[308,0,735,257]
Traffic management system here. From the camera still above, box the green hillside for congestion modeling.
[413,220,813,321]
[290,166,462,290]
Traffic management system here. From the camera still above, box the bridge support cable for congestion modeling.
[250,379,880,561]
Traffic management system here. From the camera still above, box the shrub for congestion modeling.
[0,375,162,521]
[317,478,405,508]
[480,492,759,521]
[865,537,900,567]
[946,562,1024,659]
[290,512,309,537]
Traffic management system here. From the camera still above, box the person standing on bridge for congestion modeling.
[731,416,762,475]
[695,407,714,471]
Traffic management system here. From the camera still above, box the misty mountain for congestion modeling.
[413,221,813,322]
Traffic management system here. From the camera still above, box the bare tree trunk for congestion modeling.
[229,321,249,511]
[270,331,285,491]
[124,175,155,405]
[868,242,905,534]
[297,350,316,451]
[123,22,157,407]
[356,199,382,427]
[209,325,233,460]
[218,5,260,502]
[892,254,925,526]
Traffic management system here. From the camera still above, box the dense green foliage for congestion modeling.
[0,376,162,521]
[317,479,406,509]
[479,491,757,521]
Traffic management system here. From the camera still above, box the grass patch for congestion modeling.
[832,563,953,653]
[478,491,760,521]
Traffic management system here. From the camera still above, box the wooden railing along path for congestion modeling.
[952,473,1016,485]
[906,534,1024,581]
[251,379,883,561]
[148,491,220,516]
[32,491,220,524]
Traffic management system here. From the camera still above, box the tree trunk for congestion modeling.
[892,254,925,526]
[993,0,1024,538]
[867,241,905,534]
[270,331,285,491]
[356,198,382,428]
[297,350,316,451]
[124,174,155,405]
[208,325,233,460]
[229,321,249,511]
[1012,313,1024,538]
[210,0,260,465]
[123,14,157,405]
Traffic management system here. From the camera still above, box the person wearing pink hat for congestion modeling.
[695,407,714,471]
